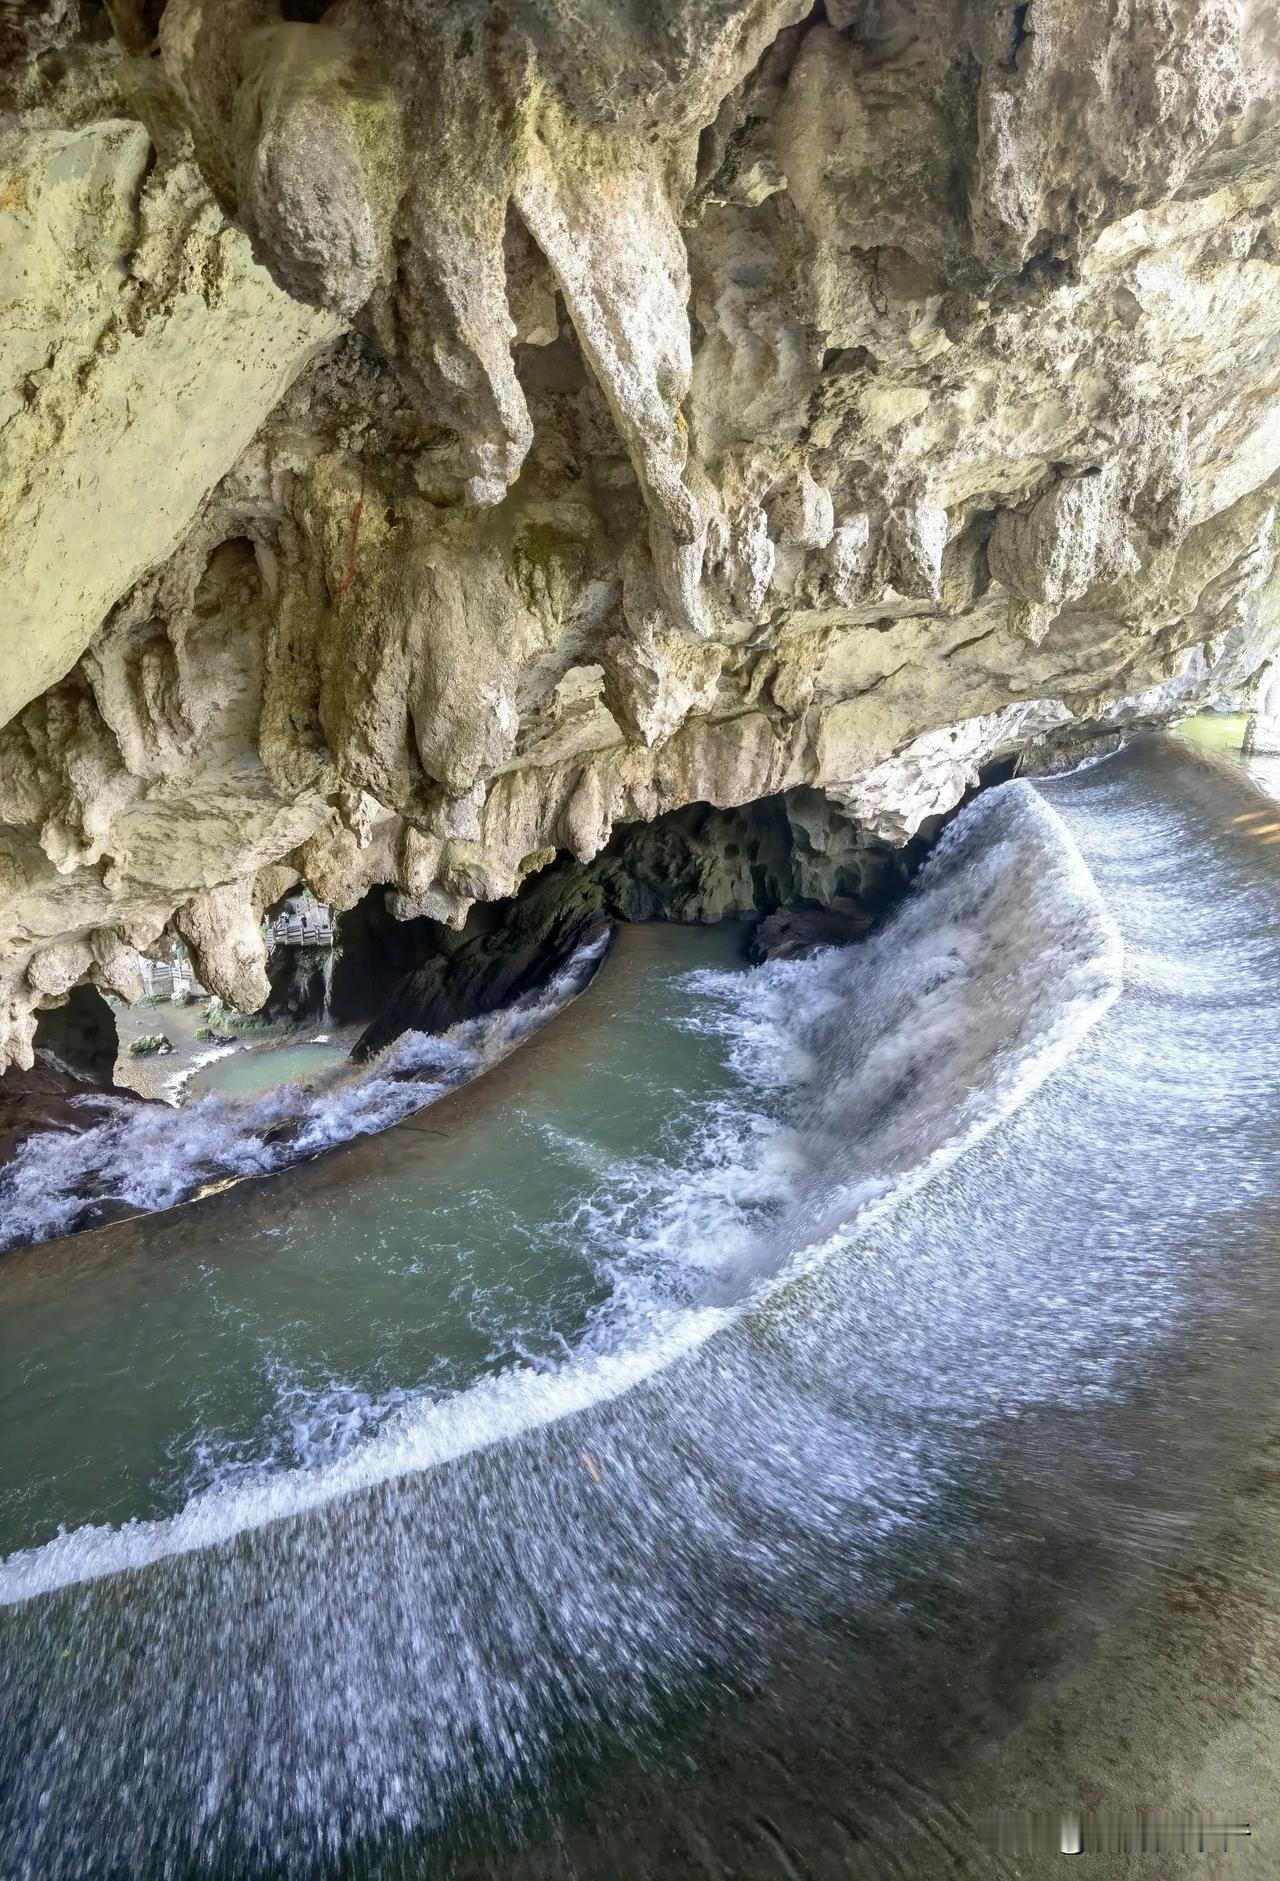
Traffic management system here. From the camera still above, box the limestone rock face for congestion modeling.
[1,0,1280,1067]
[0,117,341,728]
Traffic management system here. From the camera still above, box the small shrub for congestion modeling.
[202,998,253,1035]
[127,1032,172,1057]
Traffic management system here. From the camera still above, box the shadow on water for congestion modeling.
[6,739,1280,1876]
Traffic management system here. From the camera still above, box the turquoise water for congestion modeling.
[0,924,750,1554]
[6,743,1280,1877]
[190,1035,355,1098]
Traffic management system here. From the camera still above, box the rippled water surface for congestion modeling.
[4,736,1280,1878]
[0,923,748,1554]
[189,1035,356,1099]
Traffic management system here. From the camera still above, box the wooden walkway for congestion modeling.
[266,906,335,950]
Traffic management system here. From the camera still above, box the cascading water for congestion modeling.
[0,930,610,1253]
[3,736,1280,1878]
[320,944,336,1026]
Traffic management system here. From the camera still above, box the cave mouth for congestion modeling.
[0,984,124,1169]
[0,784,921,1180]
[268,786,922,1058]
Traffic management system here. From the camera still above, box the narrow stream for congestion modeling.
[3,734,1280,1877]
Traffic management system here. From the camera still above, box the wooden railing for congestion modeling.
[266,907,335,950]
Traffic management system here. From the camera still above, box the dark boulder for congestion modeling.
[751,898,875,961]
[354,856,613,1059]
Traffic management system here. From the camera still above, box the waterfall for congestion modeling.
[0,930,612,1255]
[320,945,336,1025]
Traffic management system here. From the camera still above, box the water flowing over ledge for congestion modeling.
[0,780,1121,1608]
[44,736,1280,1881]
[0,930,613,1255]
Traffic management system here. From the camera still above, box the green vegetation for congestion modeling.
[202,996,267,1036]
[126,1033,172,1058]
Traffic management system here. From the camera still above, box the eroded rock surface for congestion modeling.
[309,786,905,1051]
[2,0,1280,1068]
[0,984,132,1170]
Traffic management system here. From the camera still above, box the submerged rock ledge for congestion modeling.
[2,0,1279,1071]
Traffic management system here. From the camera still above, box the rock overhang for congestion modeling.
[1,0,1279,1067]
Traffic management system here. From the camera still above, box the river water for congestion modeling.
[2,734,1280,1876]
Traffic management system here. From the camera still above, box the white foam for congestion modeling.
[0,1303,726,1604]
[0,785,1124,1606]
[738,783,1123,1286]
[161,1042,242,1105]
[587,783,1123,1309]
[0,934,611,1256]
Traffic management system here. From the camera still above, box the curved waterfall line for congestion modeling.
[20,745,1274,1878]
[0,931,612,1255]
[0,782,1121,1609]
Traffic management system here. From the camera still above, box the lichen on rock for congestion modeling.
[1,0,1279,1069]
